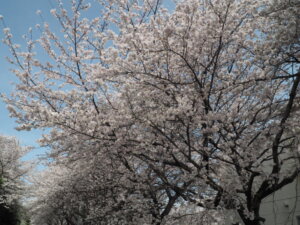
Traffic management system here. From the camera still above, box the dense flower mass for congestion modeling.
[2,0,300,224]
[0,136,30,225]
[0,136,28,204]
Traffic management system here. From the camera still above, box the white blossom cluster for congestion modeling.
[0,136,30,206]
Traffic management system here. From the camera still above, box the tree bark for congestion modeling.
[237,206,265,225]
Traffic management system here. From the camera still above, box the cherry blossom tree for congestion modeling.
[0,135,30,225]
[0,136,29,203]
[28,150,176,225]
[3,0,300,224]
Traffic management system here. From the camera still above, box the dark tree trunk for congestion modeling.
[237,205,265,225]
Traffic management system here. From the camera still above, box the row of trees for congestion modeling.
[2,0,300,224]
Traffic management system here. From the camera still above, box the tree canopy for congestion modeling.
[2,0,300,224]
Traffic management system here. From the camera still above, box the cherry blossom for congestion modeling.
[3,0,300,224]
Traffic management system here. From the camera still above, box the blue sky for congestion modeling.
[0,0,56,160]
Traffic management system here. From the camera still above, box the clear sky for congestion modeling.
[0,0,57,160]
